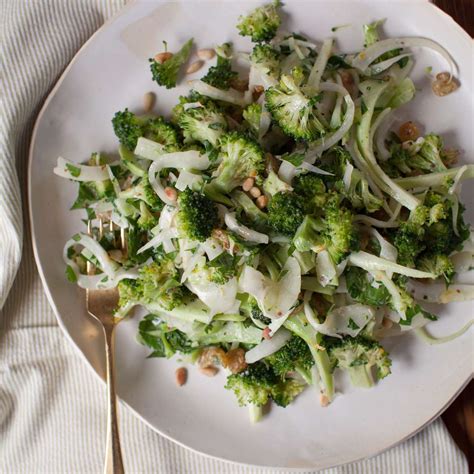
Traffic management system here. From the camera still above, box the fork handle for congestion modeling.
[103,325,125,474]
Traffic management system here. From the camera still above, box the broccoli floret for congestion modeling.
[139,260,186,310]
[201,43,238,90]
[337,169,383,213]
[418,254,455,284]
[236,0,282,42]
[265,74,326,141]
[178,103,227,147]
[119,174,163,212]
[145,116,181,151]
[323,198,358,263]
[205,132,265,199]
[327,336,392,388]
[345,267,391,307]
[112,109,180,151]
[225,361,305,409]
[263,170,293,197]
[177,188,219,241]
[293,173,327,206]
[385,134,447,177]
[137,201,158,231]
[268,192,307,236]
[242,103,262,136]
[266,335,314,377]
[117,278,144,316]
[137,314,194,358]
[149,38,193,89]
[292,197,358,263]
[250,43,280,77]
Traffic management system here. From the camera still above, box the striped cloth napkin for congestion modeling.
[0,1,468,473]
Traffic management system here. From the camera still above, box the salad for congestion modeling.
[54,1,474,422]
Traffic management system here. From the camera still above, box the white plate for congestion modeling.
[29,0,473,469]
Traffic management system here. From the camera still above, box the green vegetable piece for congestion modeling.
[149,38,194,89]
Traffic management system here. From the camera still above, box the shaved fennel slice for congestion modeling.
[349,251,436,279]
[352,37,456,77]
[395,165,474,189]
[305,82,355,160]
[304,292,374,337]
[239,257,301,331]
[65,233,119,277]
[187,275,238,316]
[245,328,292,363]
[137,228,178,254]
[190,80,249,106]
[54,157,109,181]
[146,147,210,205]
[368,228,397,278]
[415,321,474,345]
[225,212,269,244]
[175,170,203,191]
[307,39,333,90]
[316,250,337,287]
[367,53,413,76]
[407,280,474,304]
[375,110,396,161]
[356,80,420,210]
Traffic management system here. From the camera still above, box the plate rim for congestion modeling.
[27,0,473,469]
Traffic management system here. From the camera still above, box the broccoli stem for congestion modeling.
[249,404,263,423]
[284,316,335,401]
[118,145,146,177]
[348,366,375,388]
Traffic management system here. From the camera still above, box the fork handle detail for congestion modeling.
[103,325,125,474]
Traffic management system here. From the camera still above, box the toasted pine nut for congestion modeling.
[398,121,420,142]
[253,85,264,101]
[143,92,156,113]
[230,77,249,92]
[154,52,173,64]
[197,48,215,60]
[186,60,204,74]
[164,186,177,202]
[199,366,218,377]
[249,186,261,198]
[382,317,393,329]
[256,195,268,209]
[242,177,255,192]
[319,394,329,407]
[175,367,187,386]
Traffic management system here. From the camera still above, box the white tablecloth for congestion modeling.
[0,1,469,472]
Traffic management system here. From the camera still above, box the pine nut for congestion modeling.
[242,177,255,192]
[186,60,204,74]
[253,85,264,101]
[256,195,268,209]
[249,186,261,198]
[319,394,329,407]
[164,186,177,202]
[175,367,187,386]
[197,48,215,60]
[143,92,156,113]
[154,52,173,64]
[199,366,218,377]
[382,317,393,329]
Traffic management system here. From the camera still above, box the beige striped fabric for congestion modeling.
[0,1,469,473]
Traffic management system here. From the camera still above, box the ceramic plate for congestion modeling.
[29,0,473,469]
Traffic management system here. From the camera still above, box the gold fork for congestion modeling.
[86,219,125,474]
